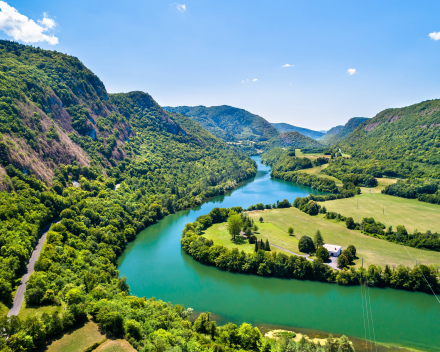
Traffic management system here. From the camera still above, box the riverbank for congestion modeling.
[119,156,440,352]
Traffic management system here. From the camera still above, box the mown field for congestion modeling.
[204,207,440,268]
[321,192,440,233]
[299,164,343,186]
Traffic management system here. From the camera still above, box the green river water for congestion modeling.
[118,157,440,352]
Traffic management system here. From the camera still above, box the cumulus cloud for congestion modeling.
[173,3,186,12]
[281,64,294,68]
[347,68,356,75]
[428,31,440,40]
[252,78,257,82]
[0,2,58,45]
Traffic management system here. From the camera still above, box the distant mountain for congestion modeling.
[271,123,325,140]
[163,105,279,142]
[263,131,323,150]
[320,117,369,144]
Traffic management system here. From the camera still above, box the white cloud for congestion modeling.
[174,3,186,12]
[347,68,356,75]
[252,78,257,82]
[0,2,58,45]
[281,64,294,68]
[429,31,440,40]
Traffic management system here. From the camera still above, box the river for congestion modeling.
[118,157,440,352]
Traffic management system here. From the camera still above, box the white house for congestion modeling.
[323,244,342,257]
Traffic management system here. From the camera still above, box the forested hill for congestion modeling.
[263,131,324,150]
[326,99,440,180]
[163,105,279,142]
[271,123,325,140]
[0,41,256,190]
[320,117,369,144]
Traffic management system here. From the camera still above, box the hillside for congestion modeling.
[320,117,369,144]
[163,105,279,142]
[326,100,440,180]
[271,123,325,140]
[263,131,324,150]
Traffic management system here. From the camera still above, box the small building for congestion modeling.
[323,244,342,257]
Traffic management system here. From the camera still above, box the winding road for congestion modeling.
[7,222,55,317]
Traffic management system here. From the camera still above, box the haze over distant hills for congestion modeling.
[163,105,279,142]
[320,117,369,144]
[271,123,325,140]
[264,131,323,151]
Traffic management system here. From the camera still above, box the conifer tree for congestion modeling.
[314,230,324,249]
[254,240,259,252]
[260,239,264,251]
[265,239,271,251]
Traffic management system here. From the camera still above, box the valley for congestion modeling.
[0,36,439,352]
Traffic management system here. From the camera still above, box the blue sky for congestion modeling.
[1,0,440,129]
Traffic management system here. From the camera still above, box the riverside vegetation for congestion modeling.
[181,204,440,294]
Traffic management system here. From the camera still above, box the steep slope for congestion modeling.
[163,105,279,142]
[326,100,440,179]
[320,117,369,144]
[271,123,325,140]
[0,40,134,183]
[263,131,324,150]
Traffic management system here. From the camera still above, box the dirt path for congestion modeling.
[8,221,57,317]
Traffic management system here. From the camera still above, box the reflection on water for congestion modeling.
[118,157,439,352]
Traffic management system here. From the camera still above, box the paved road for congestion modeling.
[7,221,55,317]
[270,244,341,270]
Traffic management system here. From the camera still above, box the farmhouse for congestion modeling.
[323,244,342,257]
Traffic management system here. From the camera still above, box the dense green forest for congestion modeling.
[0,41,265,350]
[327,100,440,180]
[271,123,325,140]
[382,179,440,205]
[181,206,439,293]
[163,105,279,143]
[320,118,369,145]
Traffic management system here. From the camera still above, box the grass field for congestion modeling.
[295,149,330,160]
[95,339,136,352]
[205,207,440,268]
[321,192,440,233]
[37,321,106,352]
[19,304,61,321]
[300,164,343,186]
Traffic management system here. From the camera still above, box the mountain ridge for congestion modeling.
[271,123,325,140]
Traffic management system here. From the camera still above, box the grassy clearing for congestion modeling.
[321,192,440,233]
[359,178,397,194]
[240,207,440,268]
[37,321,106,352]
[203,223,285,254]
[300,164,343,187]
[19,304,61,321]
[295,149,330,159]
[94,339,136,352]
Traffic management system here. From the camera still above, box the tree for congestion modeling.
[227,212,243,241]
[252,224,258,232]
[259,239,265,250]
[316,246,329,262]
[254,241,259,252]
[341,249,354,263]
[345,217,355,229]
[245,227,252,237]
[265,239,271,251]
[347,245,357,257]
[259,216,263,223]
[313,230,324,249]
[337,254,349,268]
[288,227,294,236]
[308,201,319,215]
[298,236,314,253]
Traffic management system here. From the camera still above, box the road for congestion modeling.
[270,243,341,270]
[7,221,55,317]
